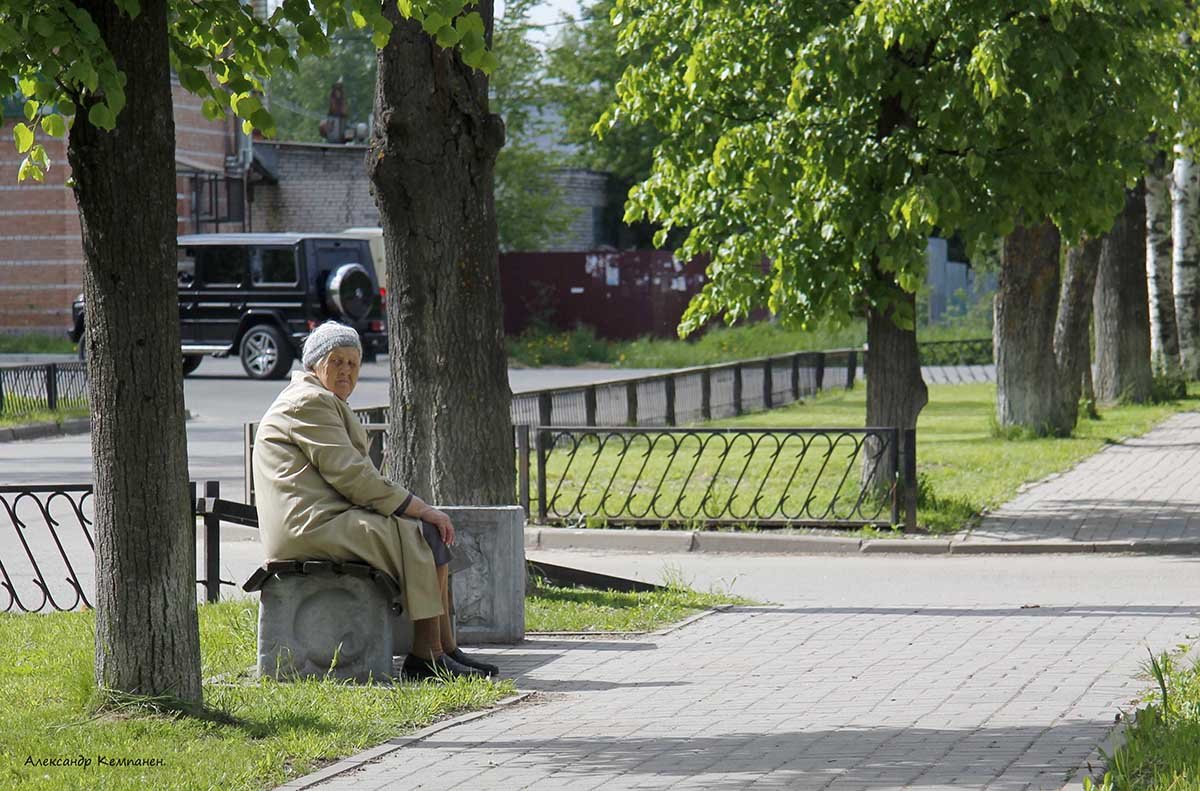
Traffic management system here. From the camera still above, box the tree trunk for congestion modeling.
[1172,152,1200,378]
[1055,236,1102,419]
[369,0,515,505]
[1146,155,1180,374]
[67,0,200,702]
[996,219,1078,435]
[1094,182,1153,403]
[862,282,927,496]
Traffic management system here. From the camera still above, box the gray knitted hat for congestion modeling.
[302,321,362,370]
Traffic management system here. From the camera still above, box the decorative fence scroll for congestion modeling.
[533,426,916,530]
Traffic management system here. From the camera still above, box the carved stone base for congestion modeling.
[441,506,526,644]
[258,570,395,683]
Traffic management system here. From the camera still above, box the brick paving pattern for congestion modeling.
[302,600,1196,790]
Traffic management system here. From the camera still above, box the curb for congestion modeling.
[275,691,533,791]
[0,417,90,443]
[0,410,197,444]
[524,526,1200,556]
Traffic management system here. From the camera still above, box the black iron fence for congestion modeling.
[243,422,915,531]
[511,349,860,429]
[533,426,916,530]
[0,481,235,613]
[0,362,88,421]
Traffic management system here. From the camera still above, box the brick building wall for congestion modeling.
[0,82,238,335]
[543,168,611,252]
[249,141,379,232]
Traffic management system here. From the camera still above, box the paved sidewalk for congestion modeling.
[291,554,1200,791]
[968,411,1200,543]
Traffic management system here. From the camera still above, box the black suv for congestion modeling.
[68,233,387,379]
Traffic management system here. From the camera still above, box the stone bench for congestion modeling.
[243,505,526,683]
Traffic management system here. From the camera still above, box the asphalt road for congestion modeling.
[0,357,670,490]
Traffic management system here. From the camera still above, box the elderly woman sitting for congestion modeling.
[251,321,498,679]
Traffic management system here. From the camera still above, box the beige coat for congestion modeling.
[251,371,442,620]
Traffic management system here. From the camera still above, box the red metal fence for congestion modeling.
[499,251,709,340]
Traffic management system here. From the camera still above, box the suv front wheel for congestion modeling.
[239,325,293,380]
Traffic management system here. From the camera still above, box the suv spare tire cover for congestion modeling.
[325,263,374,321]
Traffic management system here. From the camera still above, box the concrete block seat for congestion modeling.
[240,505,527,684]
[243,559,405,683]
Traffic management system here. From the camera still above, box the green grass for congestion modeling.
[714,382,1200,533]
[0,406,89,428]
[506,312,994,369]
[526,574,752,633]
[0,333,76,354]
[0,602,514,791]
[533,382,1200,534]
[1084,648,1200,790]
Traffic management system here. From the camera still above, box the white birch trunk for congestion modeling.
[1146,157,1180,374]
[1171,151,1200,378]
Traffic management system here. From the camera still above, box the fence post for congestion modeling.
[664,376,676,426]
[791,354,800,401]
[204,480,221,603]
[243,422,257,504]
[536,428,550,521]
[902,428,918,531]
[584,386,597,427]
[762,359,773,410]
[846,350,857,390]
[815,353,826,392]
[733,364,743,416]
[538,392,553,427]
[517,425,531,516]
[700,369,711,421]
[626,381,638,426]
[45,363,58,411]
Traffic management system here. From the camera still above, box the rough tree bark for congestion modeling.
[1171,152,1200,378]
[1146,155,1180,374]
[1055,236,1103,418]
[368,0,515,505]
[993,219,1099,436]
[1094,183,1153,403]
[862,281,928,496]
[67,0,200,701]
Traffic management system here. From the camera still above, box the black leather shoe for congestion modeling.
[402,653,486,680]
[448,647,499,677]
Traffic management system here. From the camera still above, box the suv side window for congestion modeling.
[254,247,298,286]
[196,246,250,287]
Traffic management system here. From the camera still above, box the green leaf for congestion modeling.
[57,100,76,118]
[87,103,116,131]
[201,98,225,121]
[18,155,44,183]
[41,114,66,137]
[23,100,37,121]
[397,0,413,18]
[372,30,391,48]
[18,77,37,97]
[436,24,463,48]
[13,123,33,153]
[422,13,447,35]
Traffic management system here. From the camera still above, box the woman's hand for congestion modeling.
[421,507,455,546]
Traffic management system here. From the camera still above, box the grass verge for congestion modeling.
[0,407,89,429]
[714,382,1200,532]
[533,382,1200,534]
[507,314,993,369]
[1084,648,1200,790]
[0,333,76,355]
[0,602,514,791]
[526,574,752,633]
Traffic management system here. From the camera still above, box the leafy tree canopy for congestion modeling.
[546,0,661,185]
[1,0,495,181]
[607,0,1191,336]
